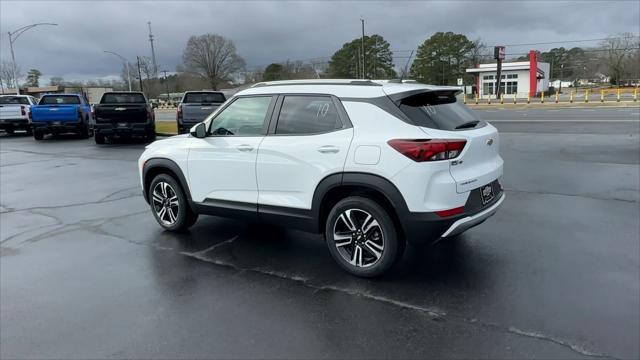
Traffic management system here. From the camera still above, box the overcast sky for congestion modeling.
[1,0,638,83]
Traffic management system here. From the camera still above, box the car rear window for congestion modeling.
[101,93,146,104]
[397,91,483,130]
[184,92,226,104]
[39,96,81,105]
[0,96,30,105]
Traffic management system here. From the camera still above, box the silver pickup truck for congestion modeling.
[176,91,226,134]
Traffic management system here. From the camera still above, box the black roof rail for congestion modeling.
[252,80,382,88]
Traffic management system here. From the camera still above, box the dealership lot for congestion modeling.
[1,109,639,358]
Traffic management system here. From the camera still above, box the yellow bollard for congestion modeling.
[601,89,604,102]
[513,93,517,104]
[500,94,504,104]
[634,88,638,102]
[541,92,544,103]
[488,96,491,105]
[585,89,589,103]
[570,91,574,103]
[555,91,559,103]
[617,88,621,102]
[527,92,531,104]
[463,92,467,104]
[475,94,479,105]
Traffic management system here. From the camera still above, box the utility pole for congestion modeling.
[147,21,158,77]
[161,70,170,100]
[360,18,365,79]
[137,56,144,93]
[559,63,564,93]
[373,36,377,79]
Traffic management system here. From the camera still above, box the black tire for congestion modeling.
[147,132,156,142]
[25,127,33,136]
[78,124,90,139]
[148,174,198,231]
[94,133,105,144]
[33,131,44,140]
[324,196,404,277]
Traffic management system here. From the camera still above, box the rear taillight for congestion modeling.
[177,105,182,121]
[20,105,26,116]
[91,106,95,119]
[387,139,466,162]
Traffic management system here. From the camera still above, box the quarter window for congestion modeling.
[210,96,272,136]
[275,96,342,135]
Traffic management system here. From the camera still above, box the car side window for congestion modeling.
[275,96,342,135]
[209,96,273,136]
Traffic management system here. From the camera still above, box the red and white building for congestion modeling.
[466,50,550,99]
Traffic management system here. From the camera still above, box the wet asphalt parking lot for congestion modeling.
[1,107,639,359]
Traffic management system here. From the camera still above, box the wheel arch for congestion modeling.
[312,172,410,237]
[142,158,192,205]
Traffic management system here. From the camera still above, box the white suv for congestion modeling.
[138,80,504,277]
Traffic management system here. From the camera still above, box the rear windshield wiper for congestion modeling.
[455,120,480,130]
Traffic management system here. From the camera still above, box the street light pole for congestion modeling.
[104,51,132,91]
[8,23,58,94]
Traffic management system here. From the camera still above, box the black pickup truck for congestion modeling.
[93,92,155,144]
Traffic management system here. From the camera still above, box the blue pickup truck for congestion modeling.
[31,94,93,140]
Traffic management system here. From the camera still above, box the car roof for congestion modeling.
[238,79,461,98]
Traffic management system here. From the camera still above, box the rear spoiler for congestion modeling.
[385,88,462,106]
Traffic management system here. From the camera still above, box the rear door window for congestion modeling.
[184,92,226,104]
[39,96,81,105]
[275,96,342,135]
[397,91,484,130]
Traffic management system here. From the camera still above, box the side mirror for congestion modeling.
[190,122,207,138]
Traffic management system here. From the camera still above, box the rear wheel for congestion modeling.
[94,133,105,144]
[325,196,403,277]
[148,174,198,231]
[33,131,44,140]
[78,124,90,139]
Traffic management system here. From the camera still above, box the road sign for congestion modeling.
[457,78,463,86]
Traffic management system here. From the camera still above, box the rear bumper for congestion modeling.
[403,180,504,244]
[32,121,83,133]
[0,118,29,130]
[94,122,154,136]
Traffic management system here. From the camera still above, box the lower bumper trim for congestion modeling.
[440,193,505,238]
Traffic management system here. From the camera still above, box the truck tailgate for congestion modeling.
[31,105,79,122]
[0,105,24,120]
[95,104,148,123]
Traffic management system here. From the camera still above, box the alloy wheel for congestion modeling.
[333,209,385,268]
[152,181,179,225]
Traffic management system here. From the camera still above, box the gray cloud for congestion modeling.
[1,0,638,83]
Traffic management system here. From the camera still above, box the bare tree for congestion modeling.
[181,34,245,90]
[601,33,640,85]
[0,61,19,90]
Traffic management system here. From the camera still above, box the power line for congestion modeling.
[500,35,639,47]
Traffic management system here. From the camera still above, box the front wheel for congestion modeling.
[325,196,404,277]
[148,174,198,232]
